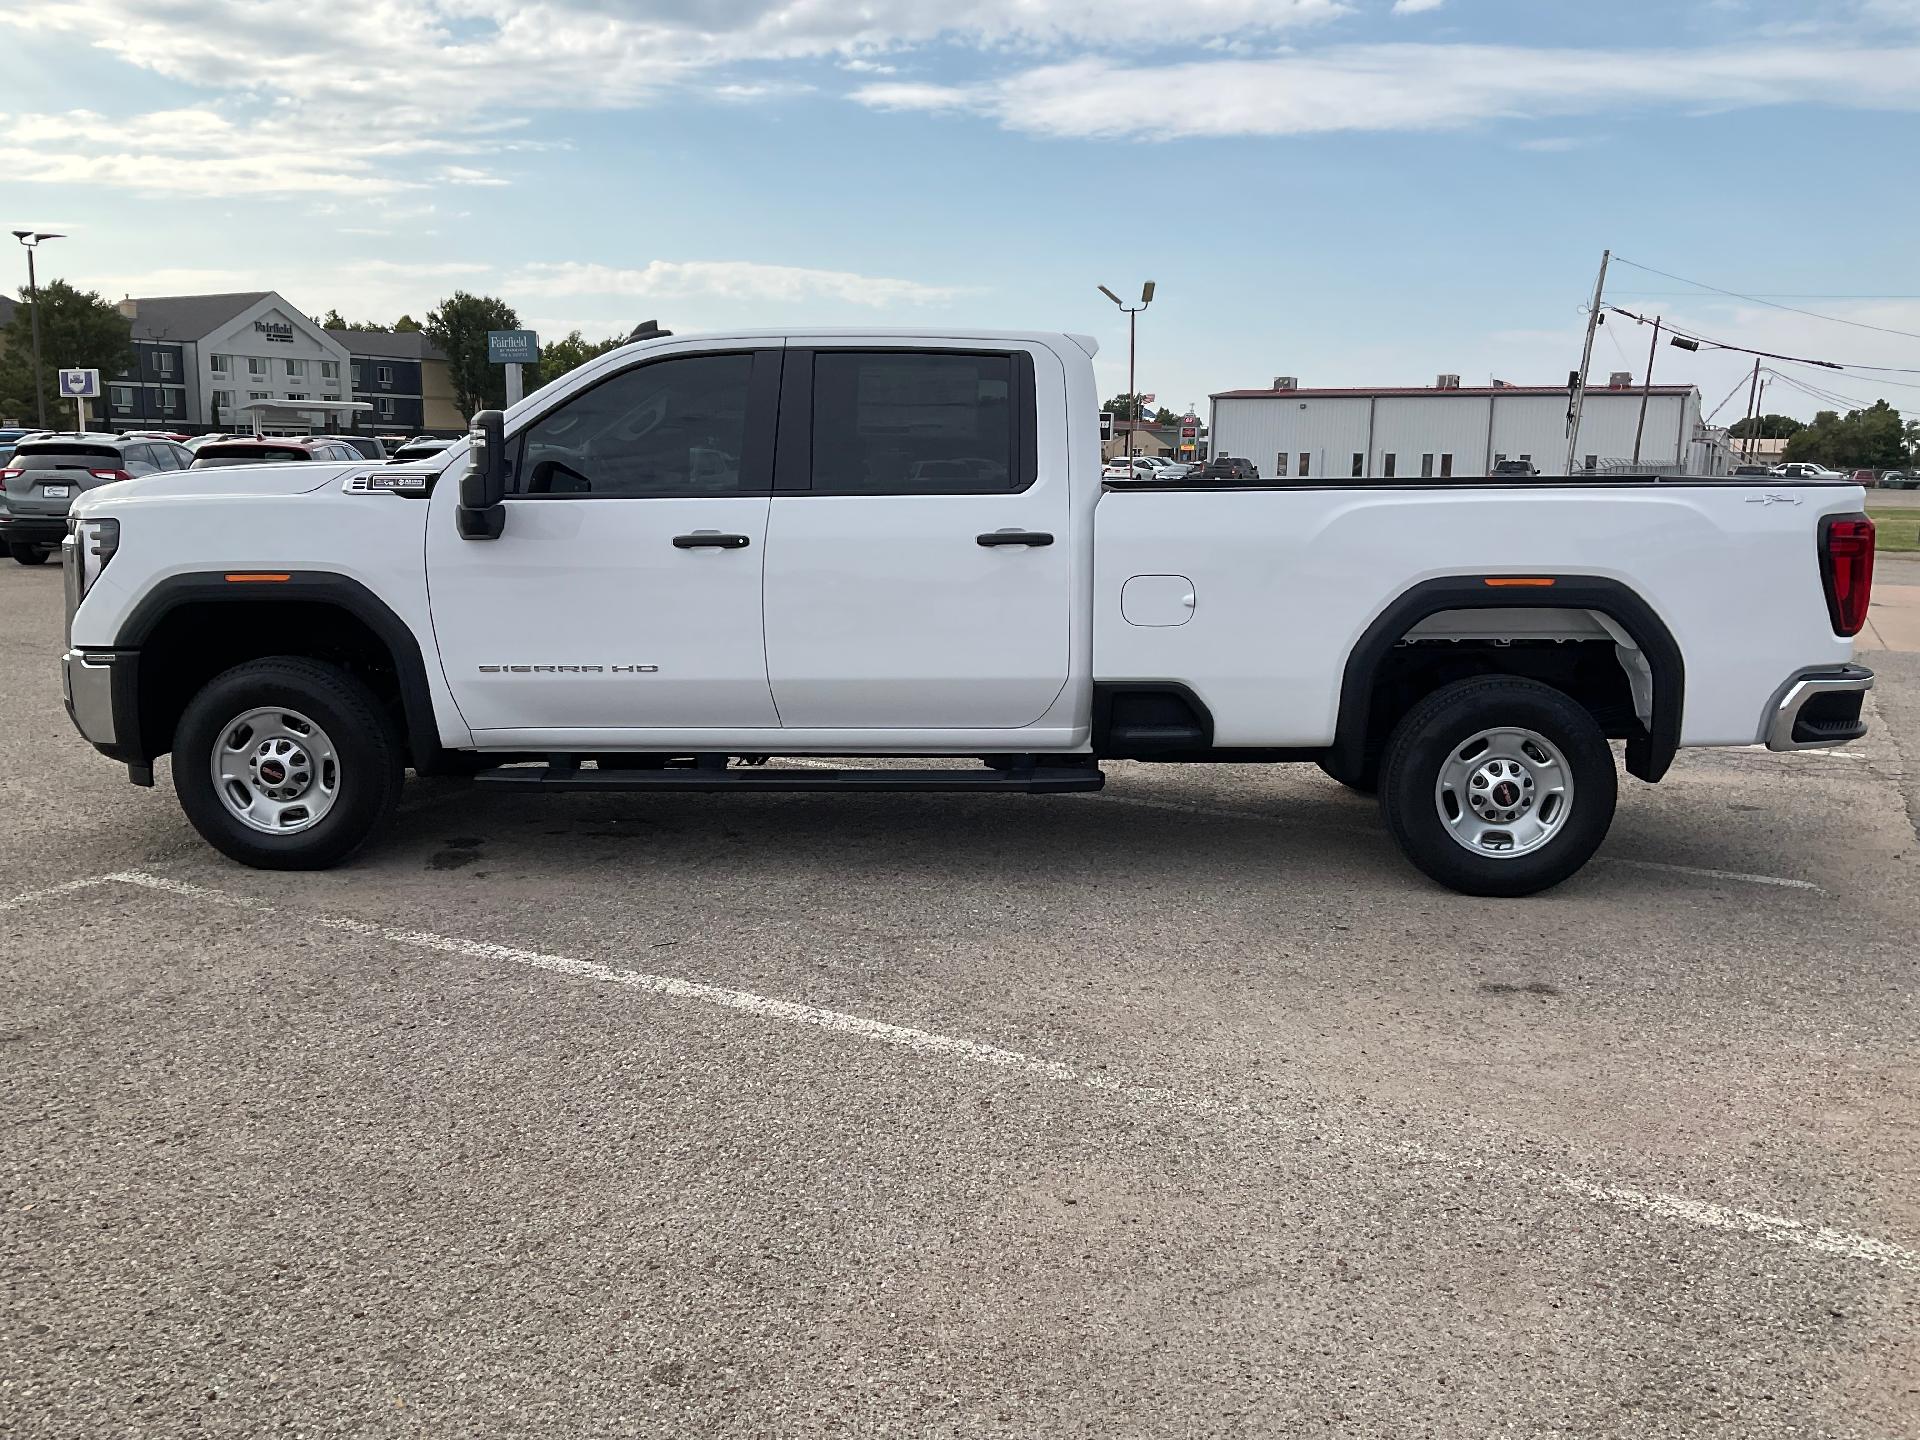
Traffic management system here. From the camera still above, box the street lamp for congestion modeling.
[11,230,64,429]
[1098,280,1155,462]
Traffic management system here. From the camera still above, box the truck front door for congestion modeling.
[427,348,782,736]
[760,344,1072,729]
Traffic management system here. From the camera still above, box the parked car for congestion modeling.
[190,437,370,469]
[1879,471,1917,490]
[0,427,48,468]
[1848,469,1879,487]
[1771,462,1846,480]
[1198,456,1260,480]
[1,432,194,564]
[183,434,230,453]
[60,325,1876,897]
[1730,464,1771,477]
[123,430,193,444]
[1101,456,1164,483]
[1490,459,1541,477]
[329,435,390,461]
[390,438,453,463]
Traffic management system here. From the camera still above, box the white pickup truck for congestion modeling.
[61,327,1877,895]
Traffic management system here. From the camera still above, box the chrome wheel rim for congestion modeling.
[1434,726,1574,859]
[210,707,340,835]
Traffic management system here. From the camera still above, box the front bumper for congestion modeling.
[1764,664,1875,750]
[63,647,145,766]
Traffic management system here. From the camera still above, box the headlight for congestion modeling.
[69,516,120,598]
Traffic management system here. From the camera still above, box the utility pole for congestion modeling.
[11,230,64,429]
[1631,315,1661,467]
[1098,281,1155,463]
[1565,248,1610,477]
[1740,358,1762,461]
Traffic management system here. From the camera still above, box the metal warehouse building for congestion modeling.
[1209,376,1729,481]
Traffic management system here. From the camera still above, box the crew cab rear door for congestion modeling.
[761,341,1070,728]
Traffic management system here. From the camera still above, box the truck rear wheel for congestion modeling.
[173,658,404,870]
[1378,676,1616,897]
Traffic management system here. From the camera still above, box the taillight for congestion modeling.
[0,467,21,481]
[1820,515,1875,637]
[88,468,132,482]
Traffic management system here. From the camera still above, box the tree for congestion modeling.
[425,291,520,418]
[534,329,623,386]
[1102,393,1151,421]
[1152,407,1178,426]
[393,314,422,333]
[0,280,135,427]
[318,308,388,333]
[1727,413,1804,441]
[1782,400,1910,469]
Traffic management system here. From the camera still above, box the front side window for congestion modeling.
[285,358,307,379]
[377,365,393,386]
[320,360,339,380]
[110,385,135,409]
[377,396,395,417]
[211,353,231,376]
[517,352,753,498]
[248,357,268,378]
[809,352,1014,494]
[156,351,175,376]
[351,362,364,387]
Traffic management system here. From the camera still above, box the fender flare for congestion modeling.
[1328,575,1685,784]
[115,571,444,770]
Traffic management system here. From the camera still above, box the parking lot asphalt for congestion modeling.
[3,557,1917,1438]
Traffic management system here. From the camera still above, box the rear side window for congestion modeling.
[806,352,1025,495]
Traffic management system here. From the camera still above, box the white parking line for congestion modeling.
[15,868,1909,1274]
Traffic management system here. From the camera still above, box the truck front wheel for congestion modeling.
[173,658,404,870]
[1378,676,1616,897]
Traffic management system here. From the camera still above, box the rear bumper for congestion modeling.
[63,648,145,765]
[0,516,69,547]
[1764,665,1874,750]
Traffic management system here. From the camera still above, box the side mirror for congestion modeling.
[457,410,507,540]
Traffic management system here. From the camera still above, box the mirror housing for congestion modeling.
[457,410,507,540]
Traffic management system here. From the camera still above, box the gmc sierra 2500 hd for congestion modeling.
[61,328,1876,895]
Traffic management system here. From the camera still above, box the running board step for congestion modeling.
[471,764,1105,794]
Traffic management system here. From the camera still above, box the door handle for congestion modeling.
[976,530,1055,547]
[672,532,752,549]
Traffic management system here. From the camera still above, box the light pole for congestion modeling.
[11,230,64,429]
[1098,280,1155,461]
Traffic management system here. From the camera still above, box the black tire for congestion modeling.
[173,657,404,870]
[11,543,48,565]
[1378,675,1616,898]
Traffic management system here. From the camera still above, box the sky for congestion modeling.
[3,0,1919,425]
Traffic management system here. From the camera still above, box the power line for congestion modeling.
[1611,290,1920,301]
[1605,304,1920,374]
[1612,255,1920,343]
[1764,369,1920,422]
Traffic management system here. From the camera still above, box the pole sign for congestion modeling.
[58,369,101,399]
[487,330,539,366]
[1099,411,1114,443]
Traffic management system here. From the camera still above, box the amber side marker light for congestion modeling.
[1483,577,1556,588]
[224,573,291,583]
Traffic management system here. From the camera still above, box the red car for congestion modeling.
[1851,469,1879,487]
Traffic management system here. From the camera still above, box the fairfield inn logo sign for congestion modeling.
[253,318,295,344]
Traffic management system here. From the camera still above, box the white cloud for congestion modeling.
[509,260,964,307]
[853,42,1920,139]
[1391,0,1445,12]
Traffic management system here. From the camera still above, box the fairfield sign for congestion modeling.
[253,318,295,344]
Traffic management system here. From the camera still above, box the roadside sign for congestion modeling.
[487,330,539,365]
[1099,411,1114,443]
[1180,426,1197,440]
[58,369,101,399]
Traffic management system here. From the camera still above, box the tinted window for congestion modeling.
[12,443,121,469]
[193,445,315,466]
[516,353,752,498]
[810,352,1013,495]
